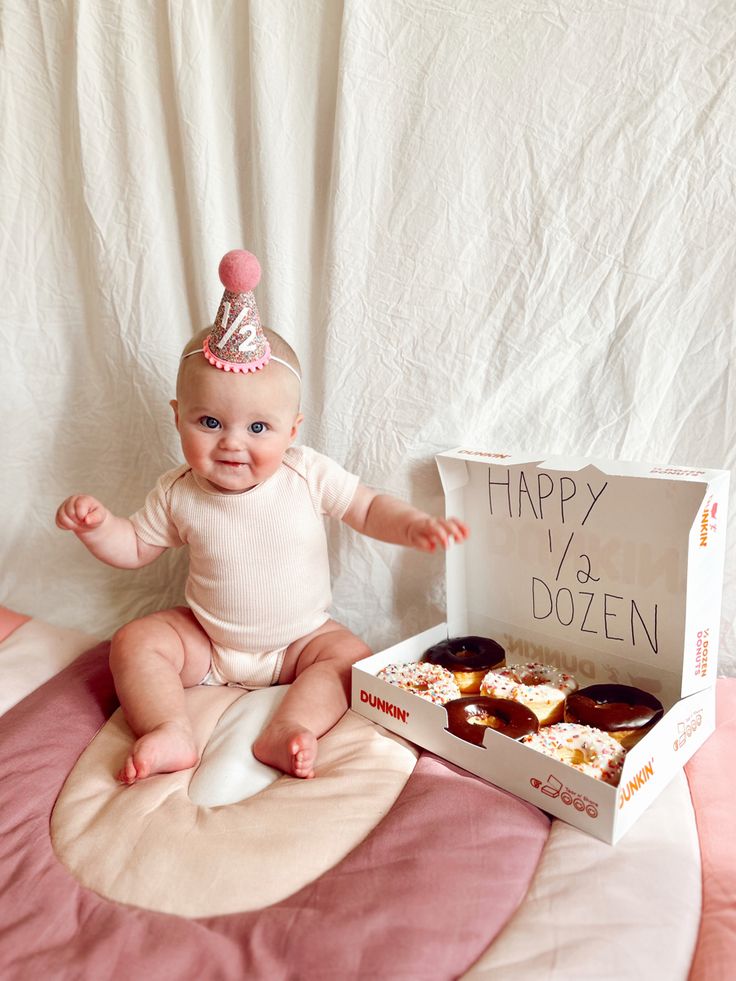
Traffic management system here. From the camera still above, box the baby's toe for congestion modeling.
[117,756,137,785]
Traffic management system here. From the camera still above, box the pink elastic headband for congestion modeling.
[181,347,301,383]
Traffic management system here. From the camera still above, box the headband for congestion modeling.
[181,347,301,383]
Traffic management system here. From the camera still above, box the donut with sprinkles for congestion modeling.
[480,661,578,726]
[520,723,626,785]
[377,662,461,705]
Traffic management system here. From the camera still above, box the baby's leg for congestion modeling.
[252,621,370,778]
[109,607,213,785]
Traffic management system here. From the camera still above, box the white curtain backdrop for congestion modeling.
[2,0,735,671]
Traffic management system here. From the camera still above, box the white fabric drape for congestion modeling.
[2,0,735,671]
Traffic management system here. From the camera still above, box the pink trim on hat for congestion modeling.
[203,336,272,373]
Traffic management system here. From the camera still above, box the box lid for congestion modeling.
[437,448,730,701]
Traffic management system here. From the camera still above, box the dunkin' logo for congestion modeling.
[699,499,719,548]
[360,689,409,723]
[457,449,512,459]
[618,759,655,809]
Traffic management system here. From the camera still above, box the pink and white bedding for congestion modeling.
[0,606,734,980]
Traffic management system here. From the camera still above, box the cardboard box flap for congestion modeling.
[443,448,729,483]
[438,450,729,697]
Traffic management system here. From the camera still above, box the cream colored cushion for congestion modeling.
[51,686,418,917]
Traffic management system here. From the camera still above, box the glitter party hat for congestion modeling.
[202,250,271,372]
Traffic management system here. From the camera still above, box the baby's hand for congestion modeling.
[407,516,469,552]
[55,495,109,533]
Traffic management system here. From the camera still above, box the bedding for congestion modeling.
[0,606,733,980]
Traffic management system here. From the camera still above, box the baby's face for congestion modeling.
[172,358,303,494]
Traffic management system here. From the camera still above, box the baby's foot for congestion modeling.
[252,723,318,779]
[117,721,199,785]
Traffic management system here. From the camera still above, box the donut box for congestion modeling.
[352,449,729,844]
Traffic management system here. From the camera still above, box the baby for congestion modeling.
[56,252,468,783]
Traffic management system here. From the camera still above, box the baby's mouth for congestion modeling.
[217,460,248,468]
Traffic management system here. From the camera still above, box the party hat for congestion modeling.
[203,250,271,372]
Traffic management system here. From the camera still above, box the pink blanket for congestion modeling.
[687,678,736,980]
[1,607,735,979]
[0,638,549,978]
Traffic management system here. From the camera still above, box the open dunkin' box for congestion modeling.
[351,449,730,843]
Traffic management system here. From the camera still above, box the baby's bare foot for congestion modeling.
[117,721,199,785]
[252,723,318,779]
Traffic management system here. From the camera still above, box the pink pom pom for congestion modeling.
[218,250,261,293]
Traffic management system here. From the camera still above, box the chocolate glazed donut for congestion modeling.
[564,684,664,750]
[445,696,539,746]
[422,636,505,694]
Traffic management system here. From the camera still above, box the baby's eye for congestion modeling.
[248,421,268,435]
[199,416,221,430]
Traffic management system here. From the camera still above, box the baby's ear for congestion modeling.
[290,413,304,442]
[170,400,180,430]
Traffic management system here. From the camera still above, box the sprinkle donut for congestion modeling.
[520,723,626,785]
[480,662,578,726]
[445,696,539,746]
[422,636,506,694]
[377,662,462,705]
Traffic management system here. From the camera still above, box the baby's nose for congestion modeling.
[218,430,246,450]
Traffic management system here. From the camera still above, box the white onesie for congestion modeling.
[129,445,359,686]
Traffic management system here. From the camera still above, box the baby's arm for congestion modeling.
[55,495,166,569]
[343,485,469,552]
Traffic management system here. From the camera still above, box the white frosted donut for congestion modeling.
[480,661,578,725]
[378,662,462,705]
[520,723,626,785]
